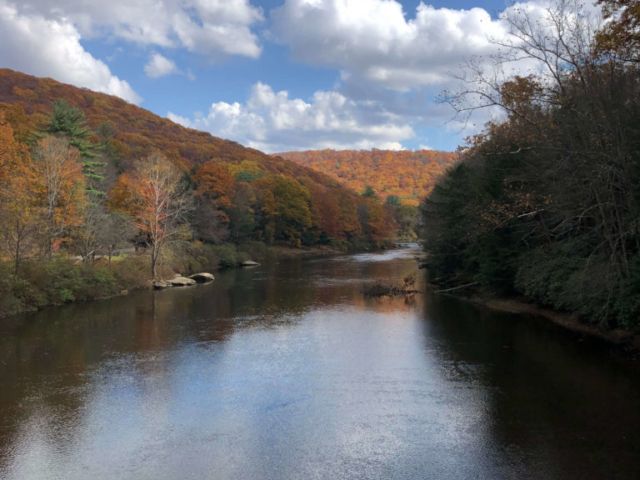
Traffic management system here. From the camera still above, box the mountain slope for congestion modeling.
[0,69,397,249]
[277,149,458,206]
[0,69,341,187]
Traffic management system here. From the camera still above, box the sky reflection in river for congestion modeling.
[0,248,639,479]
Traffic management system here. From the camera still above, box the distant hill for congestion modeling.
[276,149,458,206]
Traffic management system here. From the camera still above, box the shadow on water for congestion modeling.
[421,295,640,480]
[0,247,638,479]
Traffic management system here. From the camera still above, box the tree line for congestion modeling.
[0,95,405,316]
[421,0,640,329]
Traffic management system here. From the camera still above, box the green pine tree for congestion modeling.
[385,195,402,207]
[42,100,106,197]
[361,185,377,198]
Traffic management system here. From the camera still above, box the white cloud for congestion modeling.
[271,0,509,91]
[16,0,263,60]
[168,82,415,153]
[144,53,179,78]
[0,1,141,104]
[271,0,598,92]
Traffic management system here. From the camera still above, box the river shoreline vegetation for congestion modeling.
[0,73,408,318]
[421,0,640,331]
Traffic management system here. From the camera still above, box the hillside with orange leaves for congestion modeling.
[277,149,458,206]
[0,68,400,254]
[0,69,337,183]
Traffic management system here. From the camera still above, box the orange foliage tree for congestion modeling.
[109,151,192,278]
[0,118,39,274]
[253,175,313,246]
[31,136,87,257]
[192,161,236,243]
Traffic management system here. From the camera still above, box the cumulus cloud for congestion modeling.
[168,82,414,153]
[144,53,180,78]
[0,1,141,104]
[16,0,263,60]
[271,0,598,92]
[271,0,508,91]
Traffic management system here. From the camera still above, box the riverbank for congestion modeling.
[446,290,640,355]
[0,242,349,319]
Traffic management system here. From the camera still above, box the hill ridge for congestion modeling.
[276,148,458,206]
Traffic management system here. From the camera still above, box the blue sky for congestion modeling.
[0,0,533,153]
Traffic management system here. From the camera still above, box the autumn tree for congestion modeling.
[596,0,640,61]
[254,175,313,246]
[0,118,40,274]
[192,161,235,243]
[226,183,258,243]
[357,197,395,247]
[0,104,41,145]
[299,177,344,244]
[109,151,192,278]
[32,136,87,258]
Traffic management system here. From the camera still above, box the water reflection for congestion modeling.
[0,248,638,479]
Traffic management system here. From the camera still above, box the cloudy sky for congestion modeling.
[0,0,578,152]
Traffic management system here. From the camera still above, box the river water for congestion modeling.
[0,247,639,480]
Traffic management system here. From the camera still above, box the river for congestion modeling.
[0,247,638,479]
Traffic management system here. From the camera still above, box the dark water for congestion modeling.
[1,248,639,480]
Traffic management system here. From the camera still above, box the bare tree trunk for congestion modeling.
[151,245,158,279]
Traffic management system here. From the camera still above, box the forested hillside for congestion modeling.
[277,149,457,206]
[422,0,640,330]
[0,68,399,250]
[0,69,400,316]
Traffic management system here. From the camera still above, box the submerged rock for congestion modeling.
[170,276,197,287]
[189,272,215,283]
[241,260,260,267]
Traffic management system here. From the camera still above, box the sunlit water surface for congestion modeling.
[1,247,639,479]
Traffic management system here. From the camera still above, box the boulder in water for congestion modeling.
[241,260,260,267]
[153,280,171,290]
[189,272,215,283]
[170,276,197,287]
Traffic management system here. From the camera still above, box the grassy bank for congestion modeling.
[0,241,306,318]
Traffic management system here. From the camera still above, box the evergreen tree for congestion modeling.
[385,195,402,207]
[42,100,105,197]
[361,185,377,198]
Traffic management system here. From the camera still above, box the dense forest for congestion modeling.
[0,70,404,316]
[422,0,640,330]
[277,149,457,207]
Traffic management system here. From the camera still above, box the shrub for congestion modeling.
[211,244,238,268]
